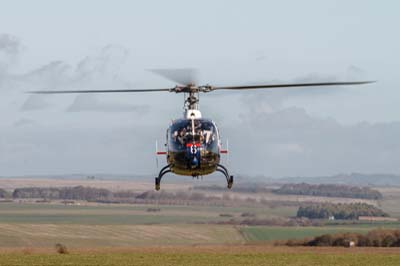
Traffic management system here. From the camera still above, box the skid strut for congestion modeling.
[155,164,171,191]
[155,164,233,190]
[216,164,234,189]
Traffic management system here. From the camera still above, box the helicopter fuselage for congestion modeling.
[165,118,221,177]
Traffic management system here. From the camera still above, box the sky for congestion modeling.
[0,0,399,178]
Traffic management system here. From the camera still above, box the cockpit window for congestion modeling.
[169,119,218,151]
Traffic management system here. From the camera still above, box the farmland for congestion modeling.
[0,224,244,248]
[0,201,399,248]
[0,178,399,266]
[0,202,297,224]
[0,246,399,266]
[1,222,400,248]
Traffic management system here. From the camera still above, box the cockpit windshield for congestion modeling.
[169,119,218,151]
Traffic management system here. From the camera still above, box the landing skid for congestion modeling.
[155,164,233,190]
[155,164,171,191]
[216,164,234,189]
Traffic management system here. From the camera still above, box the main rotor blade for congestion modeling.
[28,88,172,94]
[211,81,375,91]
[27,81,376,94]
[149,68,198,85]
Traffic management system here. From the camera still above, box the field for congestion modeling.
[0,201,399,248]
[1,222,400,248]
[0,246,400,266]
[0,202,297,224]
[0,178,399,265]
[0,224,245,247]
[242,226,370,242]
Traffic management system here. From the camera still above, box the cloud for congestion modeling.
[14,44,132,111]
[13,118,37,128]
[0,33,395,177]
[0,124,158,175]
[67,94,149,113]
[74,45,129,85]
[21,60,71,89]
[21,95,51,111]
[226,105,400,177]
[3,106,399,177]
[234,67,371,117]
[18,61,71,111]
[0,34,22,74]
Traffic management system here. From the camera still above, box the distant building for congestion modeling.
[346,241,356,248]
[328,215,335,220]
[61,200,76,206]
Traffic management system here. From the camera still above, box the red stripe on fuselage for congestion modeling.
[186,143,201,147]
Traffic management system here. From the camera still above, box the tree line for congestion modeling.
[297,202,389,220]
[286,229,400,247]
[0,189,11,198]
[1,186,297,208]
[193,184,271,193]
[274,183,382,200]
[7,186,245,204]
[12,186,112,201]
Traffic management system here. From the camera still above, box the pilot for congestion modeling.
[172,130,178,142]
[194,120,202,132]
[177,128,186,145]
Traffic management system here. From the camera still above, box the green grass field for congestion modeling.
[241,226,371,242]
[0,202,296,224]
[0,248,399,266]
[241,223,400,242]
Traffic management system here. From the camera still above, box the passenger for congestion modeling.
[199,132,205,144]
[173,130,178,142]
[177,128,186,145]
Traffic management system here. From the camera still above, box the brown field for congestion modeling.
[0,224,244,248]
[0,178,191,192]
[1,245,400,255]
[378,187,400,218]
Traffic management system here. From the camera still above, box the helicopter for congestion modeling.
[30,69,374,190]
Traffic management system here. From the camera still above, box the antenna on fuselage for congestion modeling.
[155,140,159,171]
[226,139,230,166]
